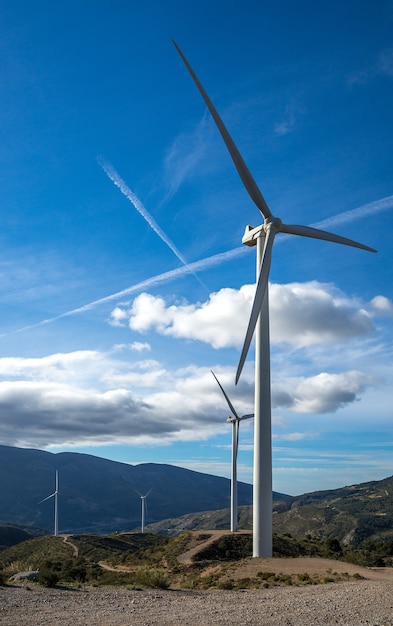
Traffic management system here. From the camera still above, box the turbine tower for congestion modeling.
[173,41,376,557]
[211,371,253,532]
[136,489,152,534]
[39,470,59,536]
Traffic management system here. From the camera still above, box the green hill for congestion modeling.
[146,475,393,548]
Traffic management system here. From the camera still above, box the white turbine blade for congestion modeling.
[39,492,55,505]
[239,414,254,421]
[173,40,272,220]
[236,227,276,384]
[211,370,239,419]
[282,223,376,253]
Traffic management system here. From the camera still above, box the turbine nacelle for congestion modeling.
[242,218,283,247]
[226,414,254,423]
[242,224,263,247]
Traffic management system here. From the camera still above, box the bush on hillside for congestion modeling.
[39,567,60,588]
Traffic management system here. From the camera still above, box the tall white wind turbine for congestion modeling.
[211,371,253,532]
[136,489,152,534]
[39,470,59,536]
[173,41,376,558]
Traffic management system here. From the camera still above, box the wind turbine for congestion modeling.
[39,470,59,536]
[173,41,376,557]
[211,370,253,532]
[136,489,152,534]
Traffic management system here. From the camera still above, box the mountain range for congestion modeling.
[0,445,269,533]
[2,445,392,547]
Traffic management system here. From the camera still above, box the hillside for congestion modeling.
[0,523,42,550]
[273,474,393,546]
[2,529,393,592]
[0,445,265,533]
[146,475,393,547]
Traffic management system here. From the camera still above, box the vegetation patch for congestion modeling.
[0,530,386,590]
[192,534,252,562]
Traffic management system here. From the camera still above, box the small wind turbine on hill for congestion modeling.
[39,470,59,536]
[211,370,253,532]
[173,41,376,557]
[136,489,152,534]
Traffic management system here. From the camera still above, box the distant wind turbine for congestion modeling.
[136,489,152,534]
[211,371,253,532]
[173,40,376,557]
[39,470,59,536]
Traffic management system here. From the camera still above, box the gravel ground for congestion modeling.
[1,580,393,626]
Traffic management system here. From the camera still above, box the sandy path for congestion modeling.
[61,535,79,557]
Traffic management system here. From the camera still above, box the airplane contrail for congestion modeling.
[97,156,208,291]
[311,194,393,230]
[1,193,391,340]
[0,247,247,338]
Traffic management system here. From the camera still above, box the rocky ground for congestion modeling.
[1,562,393,626]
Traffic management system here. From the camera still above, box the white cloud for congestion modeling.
[0,355,235,448]
[130,341,151,352]
[102,362,168,389]
[122,286,253,348]
[269,282,374,348]
[109,306,130,327]
[370,295,393,317]
[0,351,103,384]
[0,345,379,450]
[113,342,151,352]
[113,281,374,350]
[290,370,377,414]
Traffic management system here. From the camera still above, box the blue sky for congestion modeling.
[0,0,392,496]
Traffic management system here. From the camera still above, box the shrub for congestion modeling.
[257,571,275,580]
[217,579,234,590]
[39,568,60,588]
[134,567,168,589]
[321,576,335,583]
[62,560,87,583]
[297,572,311,583]
[277,574,293,586]
[325,538,343,556]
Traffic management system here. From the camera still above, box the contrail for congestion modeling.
[97,156,208,290]
[1,193,391,340]
[0,247,247,338]
[311,194,393,230]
